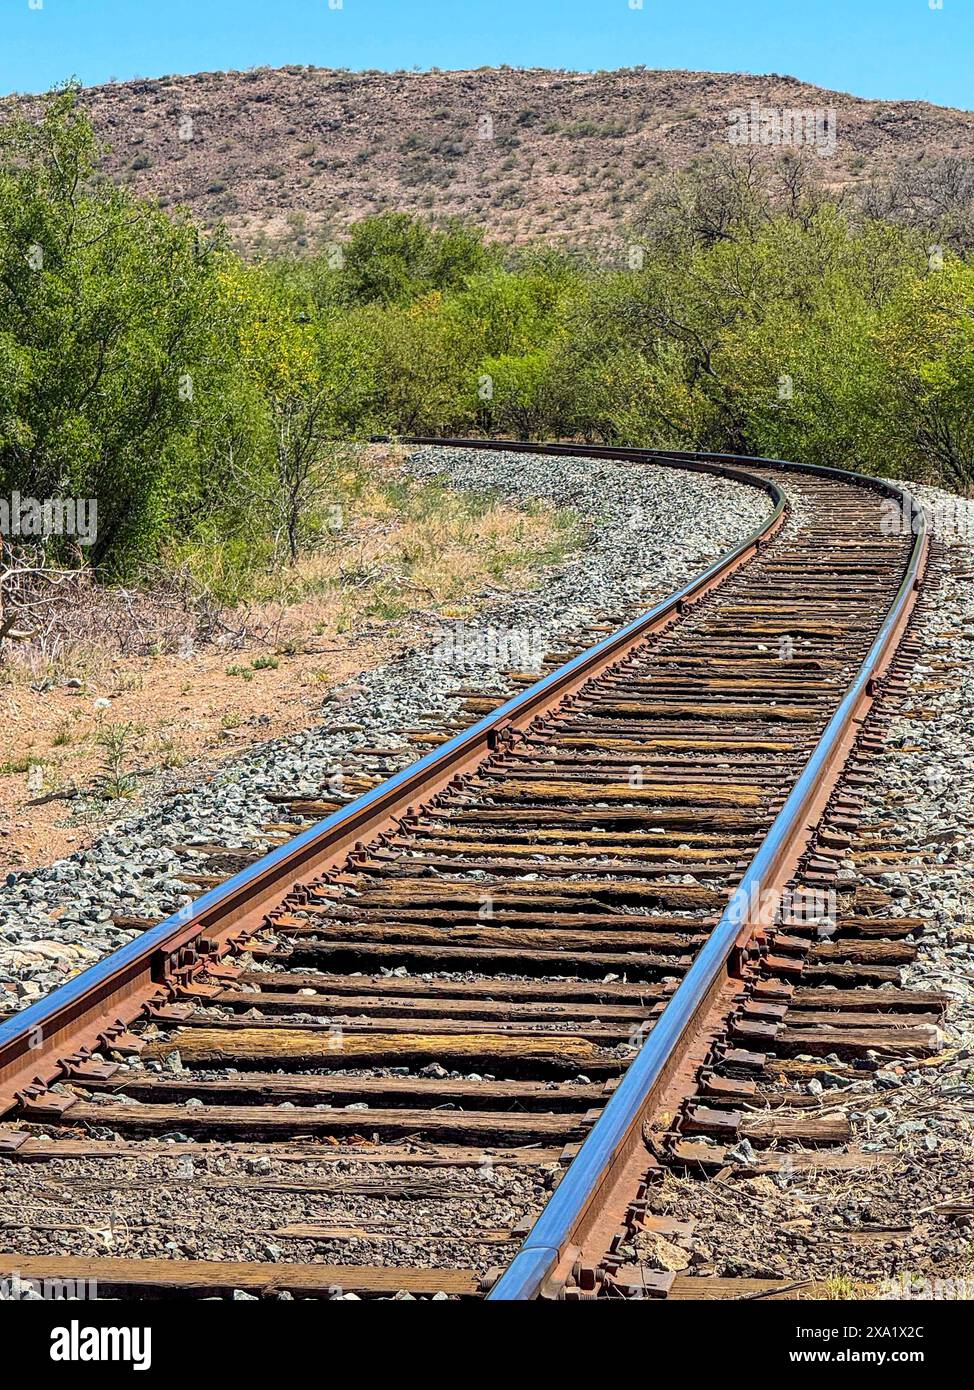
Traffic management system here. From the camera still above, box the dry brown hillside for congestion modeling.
[25,66,974,252]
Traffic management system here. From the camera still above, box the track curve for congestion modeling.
[0,443,929,1301]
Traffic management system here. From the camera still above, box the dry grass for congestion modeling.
[0,447,581,685]
[0,446,583,871]
[239,450,582,641]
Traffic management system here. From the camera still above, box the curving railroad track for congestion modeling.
[0,441,933,1301]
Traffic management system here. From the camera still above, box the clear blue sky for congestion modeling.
[1,0,971,109]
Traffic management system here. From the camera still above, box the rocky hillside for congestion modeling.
[24,66,974,252]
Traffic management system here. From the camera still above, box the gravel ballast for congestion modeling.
[0,1145,555,1287]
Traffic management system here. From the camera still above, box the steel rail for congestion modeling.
[472,443,929,1301]
[0,445,787,1114]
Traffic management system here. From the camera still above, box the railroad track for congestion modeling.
[0,441,932,1302]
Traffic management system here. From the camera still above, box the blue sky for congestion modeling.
[1,0,971,109]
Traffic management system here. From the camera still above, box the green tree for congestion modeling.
[334,212,492,307]
[876,257,974,487]
[0,86,227,570]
